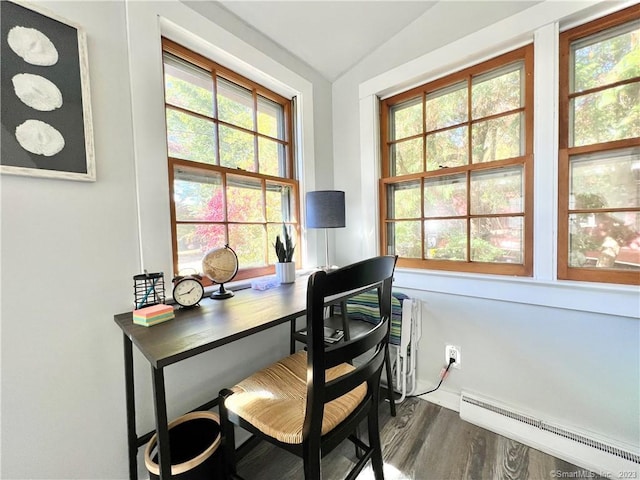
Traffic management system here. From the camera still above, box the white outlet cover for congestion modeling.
[445,344,461,369]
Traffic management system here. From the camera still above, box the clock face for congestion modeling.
[173,277,204,308]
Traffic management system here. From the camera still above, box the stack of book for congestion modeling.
[297,327,344,344]
[133,304,175,327]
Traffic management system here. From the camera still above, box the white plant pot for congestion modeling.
[276,262,296,284]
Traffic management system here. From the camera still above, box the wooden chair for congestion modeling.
[291,289,402,417]
[219,255,397,480]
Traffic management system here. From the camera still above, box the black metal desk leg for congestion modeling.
[290,318,296,354]
[151,366,172,479]
[123,334,138,480]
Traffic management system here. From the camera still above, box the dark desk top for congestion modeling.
[114,278,308,369]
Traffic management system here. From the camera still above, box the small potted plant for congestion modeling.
[274,223,296,283]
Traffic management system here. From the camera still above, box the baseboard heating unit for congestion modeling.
[459,392,639,479]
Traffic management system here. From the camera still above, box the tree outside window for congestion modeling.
[559,7,639,285]
[162,39,298,280]
[380,45,533,276]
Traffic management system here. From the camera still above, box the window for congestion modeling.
[162,39,298,280]
[380,46,533,276]
[558,7,640,285]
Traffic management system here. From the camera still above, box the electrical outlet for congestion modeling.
[445,345,461,369]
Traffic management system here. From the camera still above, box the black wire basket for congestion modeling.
[133,272,165,309]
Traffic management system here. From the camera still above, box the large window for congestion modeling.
[162,39,298,280]
[380,46,533,276]
[558,7,640,285]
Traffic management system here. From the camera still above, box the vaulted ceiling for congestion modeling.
[216,1,437,81]
[212,1,539,82]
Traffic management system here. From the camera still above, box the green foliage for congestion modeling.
[426,83,467,130]
[471,238,509,262]
[387,31,638,266]
[165,58,293,273]
[274,223,295,263]
[426,127,467,170]
[569,191,638,267]
[432,233,506,262]
[572,31,640,146]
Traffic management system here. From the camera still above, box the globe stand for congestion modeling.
[202,245,239,300]
[210,283,234,300]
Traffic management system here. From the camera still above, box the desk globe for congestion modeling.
[202,245,239,299]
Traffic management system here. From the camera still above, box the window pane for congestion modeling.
[219,125,255,171]
[568,212,640,270]
[387,221,421,258]
[472,112,522,163]
[166,109,216,164]
[471,217,523,263]
[472,64,522,119]
[424,219,467,261]
[176,223,226,274]
[229,224,266,268]
[571,83,640,147]
[570,149,640,210]
[424,174,467,217]
[163,54,214,117]
[572,23,640,93]
[258,137,283,176]
[217,77,254,130]
[391,138,423,175]
[471,167,523,215]
[174,167,224,222]
[257,95,284,139]
[426,126,468,171]
[227,175,263,222]
[266,183,294,223]
[387,181,421,219]
[425,82,467,131]
[390,98,422,140]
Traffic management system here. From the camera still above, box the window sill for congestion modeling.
[394,267,639,319]
[200,268,316,296]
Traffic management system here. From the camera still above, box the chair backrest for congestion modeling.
[302,255,397,440]
[334,290,410,346]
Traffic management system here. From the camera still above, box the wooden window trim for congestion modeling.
[162,39,299,280]
[380,45,534,276]
[558,5,640,286]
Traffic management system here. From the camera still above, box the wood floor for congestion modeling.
[236,397,599,480]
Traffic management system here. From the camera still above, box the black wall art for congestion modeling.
[1,0,95,181]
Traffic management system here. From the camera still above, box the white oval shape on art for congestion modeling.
[15,119,65,156]
[12,73,63,111]
[7,26,59,66]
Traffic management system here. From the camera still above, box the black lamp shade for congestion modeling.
[306,191,345,228]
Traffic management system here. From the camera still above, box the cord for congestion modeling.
[410,357,455,397]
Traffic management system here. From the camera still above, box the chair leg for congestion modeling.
[368,407,385,480]
[384,347,396,417]
[302,440,322,480]
[354,424,364,459]
[219,390,237,479]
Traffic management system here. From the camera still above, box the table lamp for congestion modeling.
[306,190,345,270]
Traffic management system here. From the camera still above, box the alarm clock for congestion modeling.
[172,275,205,308]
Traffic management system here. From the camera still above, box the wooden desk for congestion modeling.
[114,278,309,480]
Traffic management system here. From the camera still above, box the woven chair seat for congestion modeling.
[225,351,366,445]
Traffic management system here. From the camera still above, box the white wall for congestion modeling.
[1,2,138,477]
[333,0,640,459]
[0,1,333,478]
